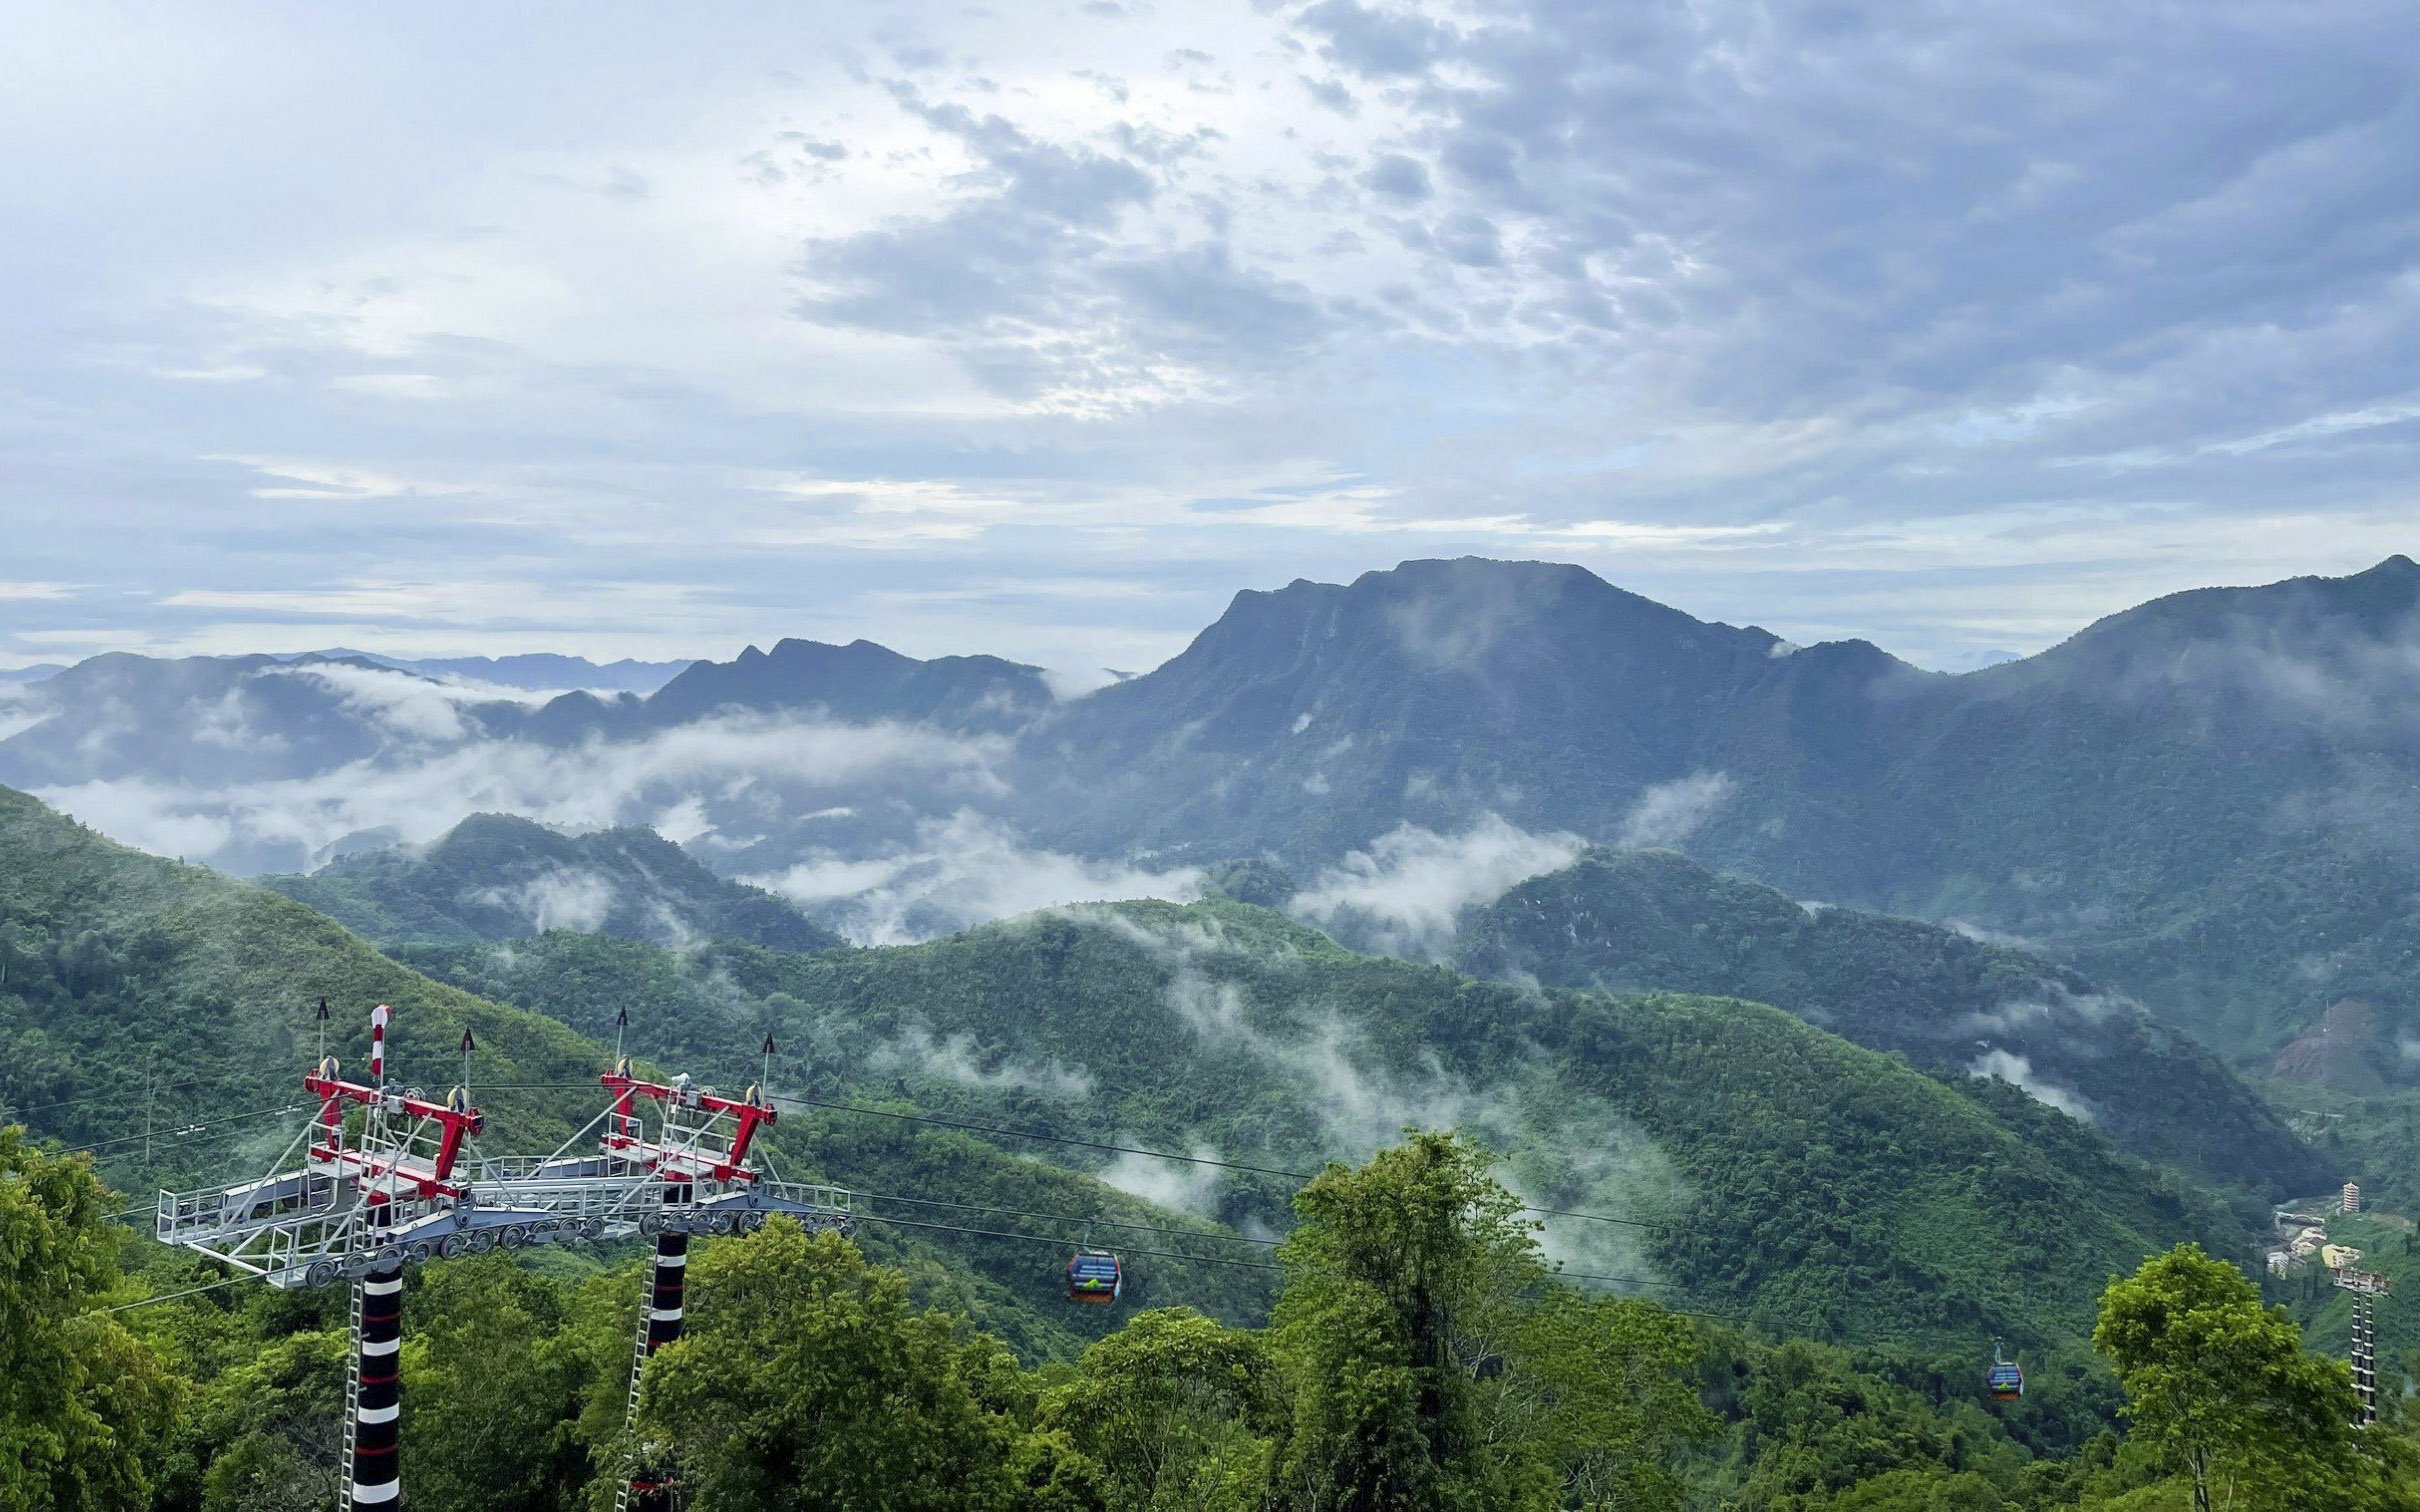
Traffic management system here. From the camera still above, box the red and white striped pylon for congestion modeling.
[369,1003,391,1088]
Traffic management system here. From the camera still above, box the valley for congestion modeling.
[5,556,2417,1511]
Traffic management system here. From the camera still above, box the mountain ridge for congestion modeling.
[1452,846,2331,1196]
[13,555,2417,1060]
[261,811,847,953]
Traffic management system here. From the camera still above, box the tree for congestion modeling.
[1050,1307,1284,1511]
[2094,1244,2359,1512]
[634,1219,1098,1511]
[0,1126,182,1511]
[1271,1131,1713,1512]
[400,1256,597,1511]
[1482,1288,1713,1511]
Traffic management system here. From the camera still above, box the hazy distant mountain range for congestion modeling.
[289,649,697,694]
[6,555,2416,1061]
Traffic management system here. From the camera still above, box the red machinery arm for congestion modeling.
[304,1068,485,1200]
[599,1067,776,1183]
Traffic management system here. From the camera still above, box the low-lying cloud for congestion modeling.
[1948,987,2128,1041]
[263,661,559,743]
[1617,772,1735,849]
[750,810,1204,945]
[32,712,1010,874]
[1290,813,1585,959]
[1096,1146,1226,1217]
[1970,1048,2096,1123]
[471,867,618,935]
[870,1022,1096,1101]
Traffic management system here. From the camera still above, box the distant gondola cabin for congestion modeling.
[1987,1363,2023,1402]
[1066,1250,1122,1304]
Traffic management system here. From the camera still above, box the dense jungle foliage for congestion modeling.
[1454,848,2328,1197]
[401,900,2248,1350]
[8,781,2408,1507]
[9,1127,2413,1511]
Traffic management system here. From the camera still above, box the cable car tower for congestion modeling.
[154,1003,530,1508]
[590,1028,855,1512]
[154,1003,855,1510]
[2334,1267,2389,1428]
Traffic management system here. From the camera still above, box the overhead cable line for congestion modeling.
[59,1102,313,1157]
[854,1188,1687,1289]
[772,1093,1659,1231]
[851,1210,1683,1296]
[96,1274,254,1314]
[2,1074,219,1120]
[852,1212,1287,1272]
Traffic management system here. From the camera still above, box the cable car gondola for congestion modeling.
[1986,1343,2023,1402]
[1066,1250,1122,1303]
[1065,1224,1123,1304]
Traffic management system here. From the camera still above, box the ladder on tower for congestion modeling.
[614,1267,654,1512]
[342,1278,364,1504]
[2334,1267,2390,1429]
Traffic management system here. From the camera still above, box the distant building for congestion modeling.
[2324,1244,2367,1271]
[2267,1250,2293,1276]
[2345,1182,2363,1214]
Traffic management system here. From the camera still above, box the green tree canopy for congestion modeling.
[0,1126,181,1512]
[1049,1306,1285,1511]
[1272,1130,1714,1512]
[2094,1243,2365,1512]
[635,1218,1098,1511]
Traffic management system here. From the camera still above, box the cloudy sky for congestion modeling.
[3,0,2413,678]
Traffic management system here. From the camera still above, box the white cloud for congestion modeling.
[1095,1147,1226,1217]
[870,1022,1095,1100]
[1948,988,2127,1040]
[0,683,53,742]
[267,662,486,742]
[32,713,1009,874]
[1,0,2411,681]
[1969,1048,2095,1123]
[1616,772,1735,850]
[473,868,617,933]
[749,810,1203,945]
[1290,813,1585,959]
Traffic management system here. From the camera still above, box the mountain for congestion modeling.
[636,637,1053,733]
[1017,555,2420,1059]
[398,898,2248,1350]
[2266,997,2396,1093]
[0,651,535,786]
[1452,847,2330,1196]
[0,662,62,684]
[296,649,695,693]
[1015,557,1858,863]
[15,557,2418,1066]
[0,784,1262,1361]
[261,812,846,952]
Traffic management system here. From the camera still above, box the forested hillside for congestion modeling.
[1455,848,2329,1196]
[18,558,2417,1071]
[261,811,843,953]
[3,792,2408,1509]
[401,898,2245,1350]
[0,785,1261,1361]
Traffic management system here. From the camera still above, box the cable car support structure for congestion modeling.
[149,1004,852,1511]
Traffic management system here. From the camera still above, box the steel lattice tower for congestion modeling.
[2335,1268,2389,1429]
[154,1004,853,1510]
